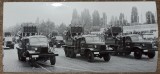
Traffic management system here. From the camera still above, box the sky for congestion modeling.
[3,2,157,31]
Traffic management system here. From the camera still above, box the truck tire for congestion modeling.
[112,52,118,56]
[70,49,76,58]
[17,50,21,60]
[134,49,142,59]
[10,45,14,49]
[56,44,61,48]
[87,51,94,62]
[64,48,69,57]
[148,51,155,59]
[50,56,56,65]
[29,58,37,67]
[119,52,124,56]
[20,56,26,61]
[111,47,118,56]
[103,53,111,62]
[17,50,26,61]
[80,54,85,57]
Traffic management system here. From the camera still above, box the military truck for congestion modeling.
[63,27,113,62]
[3,37,14,48]
[3,32,14,48]
[54,36,65,48]
[16,35,58,66]
[16,25,58,66]
[105,27,157,59]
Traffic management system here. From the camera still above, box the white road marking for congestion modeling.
[36,63,51,72]
[58,58,99,72]
[36,62,98,72]
[55,65,98,72]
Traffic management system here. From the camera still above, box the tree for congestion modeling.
[71,9,81,26]
[131,7,139,23]
[146,11,156,24]
[57,23,67,35]
[38,19,56,36]
[110,16,115,26]
[80,9,92,33]
[119,13,124,26]
[92,10,100,31]
[10,24,21,36]
[102,12,107,28]
[114,16,119,27]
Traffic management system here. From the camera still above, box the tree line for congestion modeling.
[7,19,67,37]
[6,6,156,37]
[71,7,156,34]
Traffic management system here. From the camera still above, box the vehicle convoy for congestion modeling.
[105,27,158,59]
[16,25,58,66]
[63,26,113,62]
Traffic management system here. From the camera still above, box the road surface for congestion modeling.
[3,46,158,72]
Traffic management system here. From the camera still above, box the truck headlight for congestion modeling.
[142,44,145,46]
[35,48,38,51]
[94,45,97,48]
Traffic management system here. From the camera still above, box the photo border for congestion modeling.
[0,0,159,74]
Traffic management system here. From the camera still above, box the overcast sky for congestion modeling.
[3,2,157,30]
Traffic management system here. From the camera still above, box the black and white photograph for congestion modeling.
[3,2,158,72]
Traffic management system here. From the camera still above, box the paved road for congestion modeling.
[3,46,158,72]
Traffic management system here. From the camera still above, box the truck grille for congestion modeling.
[37,47,48,53]
[143,44,153,49]
[7,41,12,44]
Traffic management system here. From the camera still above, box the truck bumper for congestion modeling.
[93,50,115,54]
[6,44,14,48]
[28,52,58,57]
[143,48,158,52]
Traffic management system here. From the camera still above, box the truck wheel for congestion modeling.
[10,45,14,49]
[134,49,142,59]
[20,56,26,61]
[148,51,155,59]
[103,53,111,62]
[18,53,21,61]
[56,45,61,48]
[80,54,85,57]
[29,58,37,67]
[87,51,94,62]
[119,52,124,56]
[64,47,69,57]
[18,50,26,61]
[111,47,118,56]
[112,52,118,56]
[50,56,56,65]
[70,50,76,58]
[17,50,21,60]
[65,50,69,57]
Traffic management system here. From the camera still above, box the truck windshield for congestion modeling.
[131,35,143,41]
[30,37,48,45]
[85,36,104,43]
